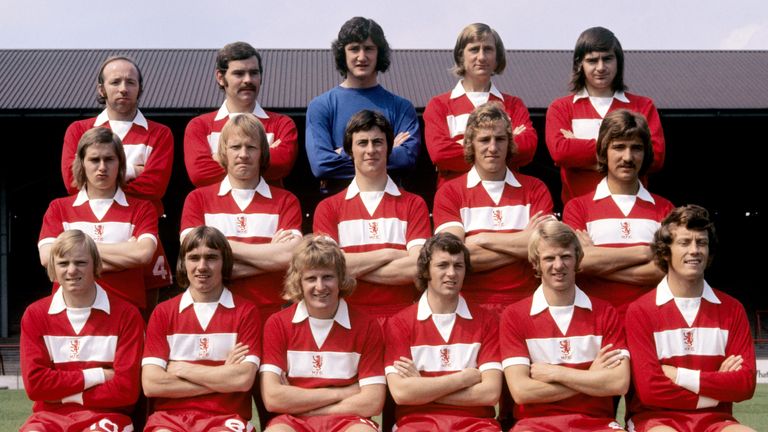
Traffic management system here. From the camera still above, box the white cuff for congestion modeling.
[697,395,719,409]
[406,238,426,250]
[619,349,631,359]
[384,365,398,375]
[142,357,168,369]
[61,392,84,405]
[244,355,260,367]
[82,367,106,390]
[675,367,700,394]
[259,364,283,375]
[479,362,503,372]
[359,375,386,386]
[434,221,464,234]
[137,233,158,245]
[502,357,530,369]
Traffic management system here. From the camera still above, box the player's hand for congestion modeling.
[271,229,298,244]
[589,344,624,370]
[103,368,115,382]
[530,363,562,383]
[134,164,145,176]
[459,368,482,387]
[337,382,362,399]
[166,360,191,376]
[513,125,526,136]
[393,357,421,378]
[522,212,557,241]
[393,131,410,147]
[270,138,282,149]
[560,129,576,139]
[661,364,677,382]
[280,371,291,385]
[225,342,249,365]
[719,355,744,372]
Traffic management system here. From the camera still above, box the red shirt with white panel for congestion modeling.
[424,81,538,188]
[142,288,262,420]
[20,285,143,427]
[61,109,173,216]
[260,299,385,426]
[38,188,158,309]
[500,286,628,427]
[184,102,298,187]
[385,294,502,424]
[180,176,302,312]
[625,278,756,430]
[313,177,431,317]
[432,167,553,306]
[563,178,674,314]
[545,90,665,204]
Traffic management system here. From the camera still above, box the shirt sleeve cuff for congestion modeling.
[384,365,398,375]
[259,364,283,375]
[61,392,84,405]
[619,349,630,359]
[359,376,387,386]
[142,357,168,369]
[502,357,530,369]
[479,362,503,372]
[697,395,719,409]
[244,355,260,367]
[675,367,700,394]
[82,367,106,390]
[406,238,426,250]
[137,233,158,245]
[434,221,464,234]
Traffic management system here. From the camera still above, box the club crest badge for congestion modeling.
[69,338,81,361]
[93,224,105,242]
[620,221,632,239]
[683,330,694,351]
[368,221,380,240]
[492,209,503,228]
[312,354,324,375]
[440,347,451,367]
[559,339,572,360]
[198,337,210,359]
[236,216,247,233]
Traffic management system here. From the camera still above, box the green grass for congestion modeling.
[1,385,767,431]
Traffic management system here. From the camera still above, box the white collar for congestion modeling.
[218,175,272,199]
[593,177,655,204]
[655,277,720,306]
[94,108,148,130]
[214,101,269,121]
[345,175,401,200]
[73,187,129,207]
[530,285,592,316]
[573,88,630,103]
[466,166,521,188]
[416,292,472,320]
[450,80,503,100]
[49,283,110,315]
[179,287,235,312]
[292,298,352,329]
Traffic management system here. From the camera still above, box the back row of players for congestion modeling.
[26,15,754,432]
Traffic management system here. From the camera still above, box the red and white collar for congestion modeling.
[450,80,504,100]
[179,287,235,312]
[573,88,630,103]
[214,101,269,121]
[466,166,520,188]
[345,175,401,200]
[417,292,472,320]
[49,283,110,315]
[94,108,148,130]
[593,177,655,204]
[218,175,272,199]
[529,285,592,316]
[292,298,352,330]
[655,277,720,306]
[73,187,129,207]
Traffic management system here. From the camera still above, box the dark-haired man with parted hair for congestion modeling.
[546,26,665,204]
[142,226,262,432]
[313,110,430,321]
[563,109,674,319]
[625,205,756,432]
[385,232,503,431]
[305,17,420,193]
[185,41,298,187]
[61,55,174,307]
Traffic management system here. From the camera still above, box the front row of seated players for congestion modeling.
[21,209,757,431]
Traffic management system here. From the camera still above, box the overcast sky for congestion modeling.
[3,0,767,50]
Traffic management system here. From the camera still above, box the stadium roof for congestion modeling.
[1,49,766,113]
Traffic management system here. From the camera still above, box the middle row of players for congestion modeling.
[41,102,671,323]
